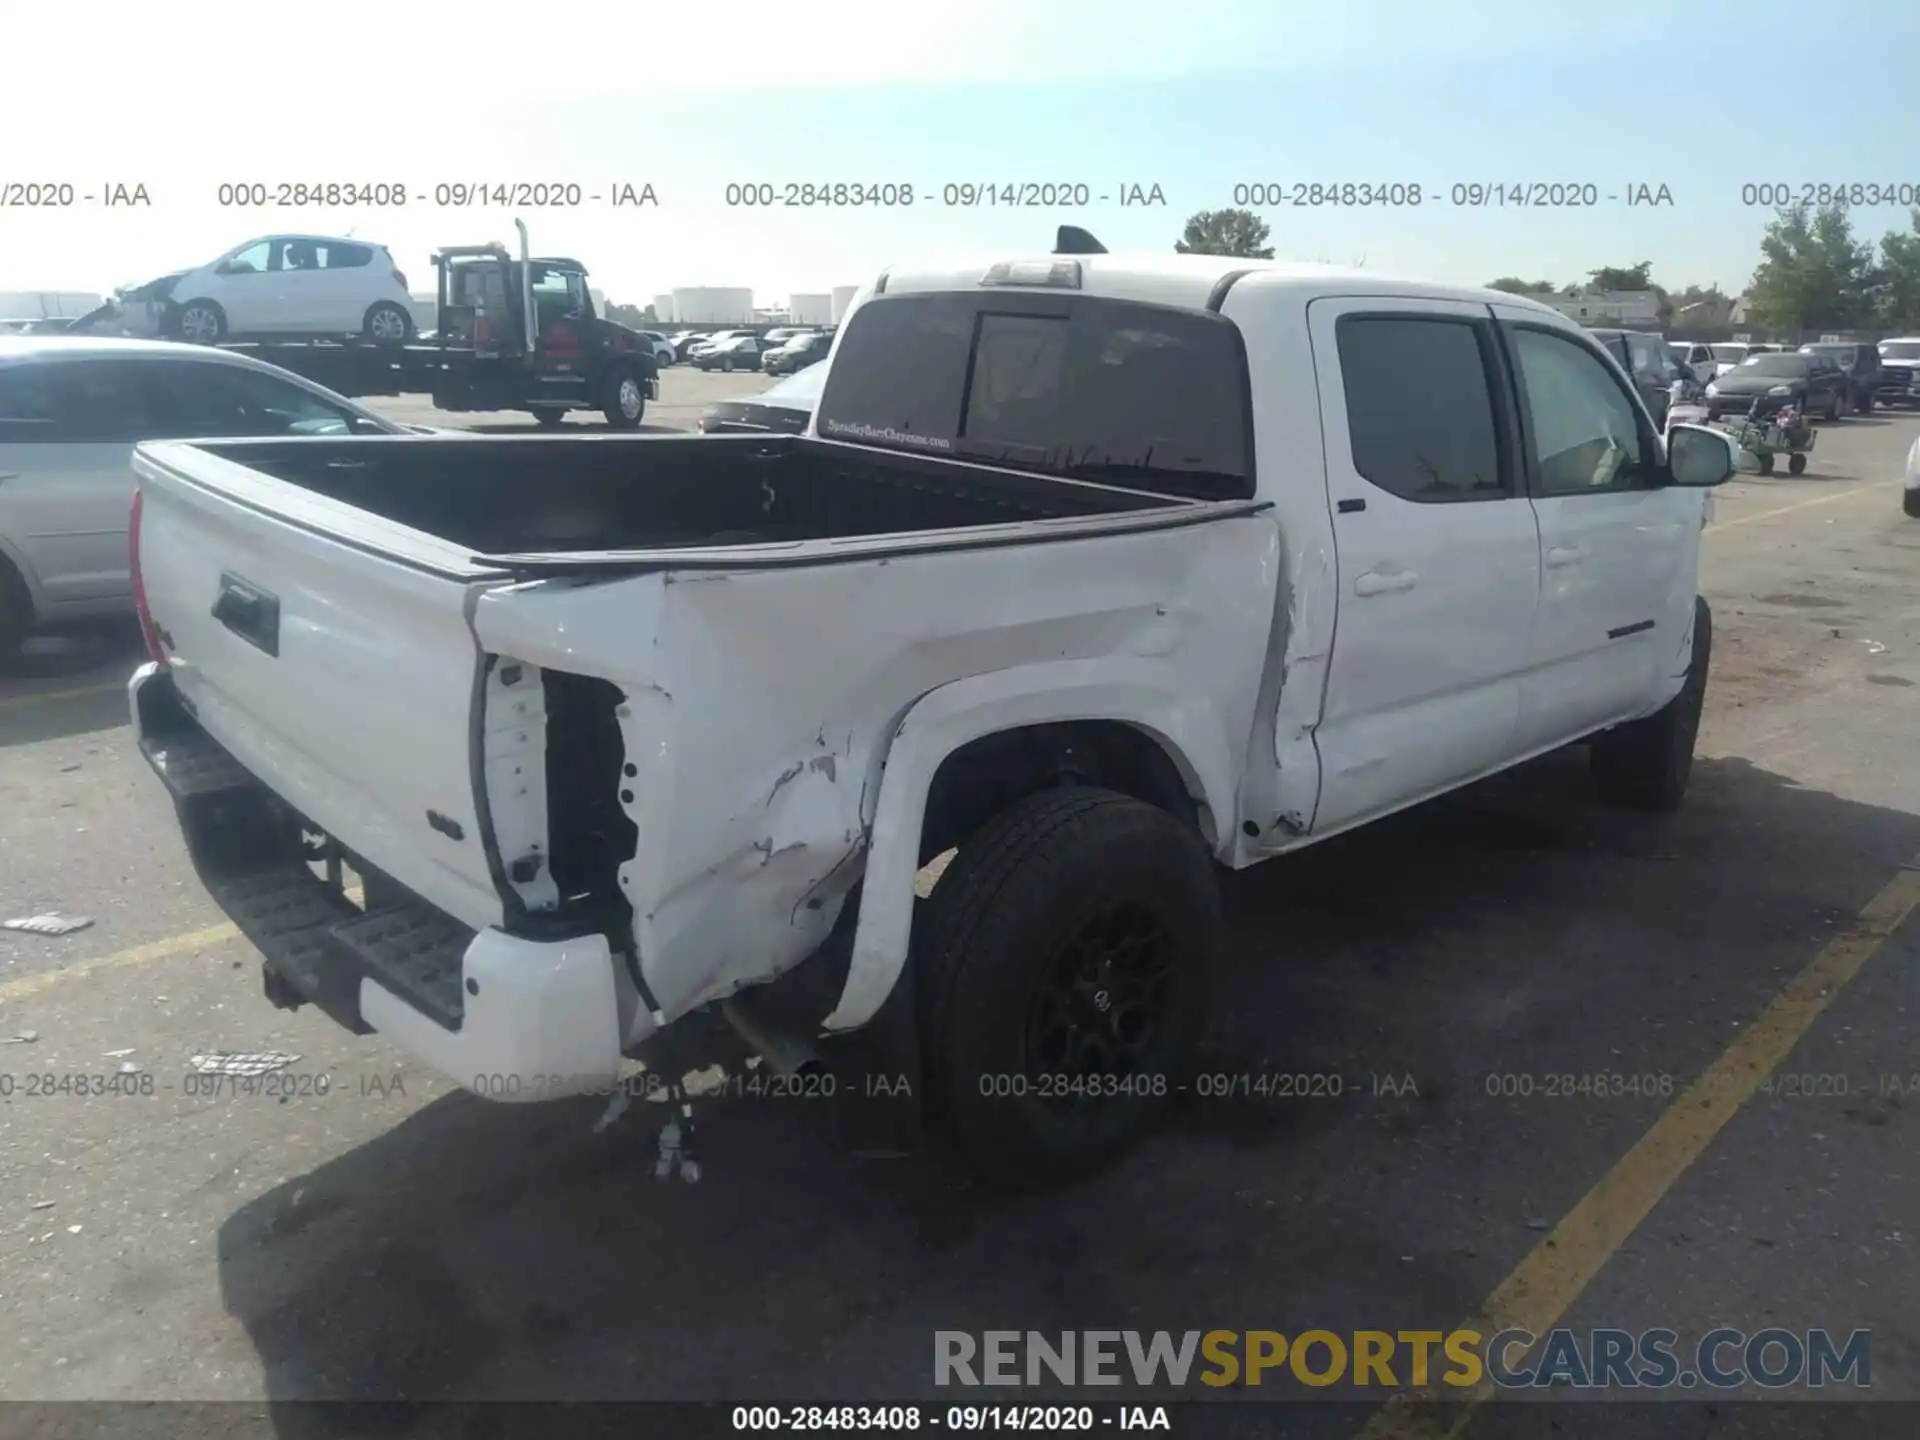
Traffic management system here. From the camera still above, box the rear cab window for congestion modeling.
[814,290,1253,501]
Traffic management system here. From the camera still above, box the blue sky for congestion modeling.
[7,0,1918,306]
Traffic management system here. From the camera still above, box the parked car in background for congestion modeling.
[1706,341,1781,378]
[0,336,401,658]
[117,235,416,346]
[1668,340,1716,385]
[697,359,825,433]
[637,330,678,367]
[759,327,805,348]
[694,334,762,372]
[761,331,831,376]
[1590,328,1680,424]
[671,330,716,362]
[1878,337,1920,407]
[681,329,752,362]
[1798,342,1882,413]
[1705,351,1851,420]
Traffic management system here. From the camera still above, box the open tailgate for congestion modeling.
[132,439,511,931]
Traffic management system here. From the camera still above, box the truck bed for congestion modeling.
[129,412,1276,1097]
[177,432,1177,558]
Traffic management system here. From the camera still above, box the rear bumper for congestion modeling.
[128,661,626,1101]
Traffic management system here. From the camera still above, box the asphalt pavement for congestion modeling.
[1,381,1916,1437]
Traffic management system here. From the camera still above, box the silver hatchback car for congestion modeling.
[0,337,403,657]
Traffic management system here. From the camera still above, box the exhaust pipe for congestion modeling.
[719,992,825,1079]
[514,217,534,363]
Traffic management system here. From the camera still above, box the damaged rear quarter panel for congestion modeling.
[470,513,1277,1034]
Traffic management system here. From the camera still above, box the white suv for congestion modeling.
[124,235,416,346]
[0,337,400,658]
[637,330,678,367]
[1879,337,1920,408]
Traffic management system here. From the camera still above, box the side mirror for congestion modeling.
[1666,424,1736,487]
[214,260,246,276]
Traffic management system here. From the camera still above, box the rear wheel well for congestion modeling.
[918,720,1205,865]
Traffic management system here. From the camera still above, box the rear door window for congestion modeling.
[816,290,1252,499]
[1335,315,1507,502]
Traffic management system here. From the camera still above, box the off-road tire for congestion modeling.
[914,785,1221,1190]
[1591,597,1711,812]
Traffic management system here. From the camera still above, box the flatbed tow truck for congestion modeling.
[98,220,659,428]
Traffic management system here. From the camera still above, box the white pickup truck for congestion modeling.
[127,238,1736,1187]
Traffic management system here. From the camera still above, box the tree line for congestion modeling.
[1174,204,1920,337]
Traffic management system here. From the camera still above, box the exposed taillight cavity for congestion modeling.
[129,486,166,663]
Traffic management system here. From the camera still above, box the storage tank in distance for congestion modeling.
[670,287,755,324]
[830,286,859,323]
[788,293,832,326]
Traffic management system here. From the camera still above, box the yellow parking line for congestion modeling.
[0,680,125,714]
[1707,479,1897,533]
[0,887,361,1007]
[1356,856,1920,1440]
[0,922,239,1006]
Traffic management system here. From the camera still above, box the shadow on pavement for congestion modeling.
[0,622,146,749]
[213,749,1920,1422]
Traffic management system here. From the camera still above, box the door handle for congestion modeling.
[1354,568,1418,596]
[211,572,281,657]
[1545,545,1588,567]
